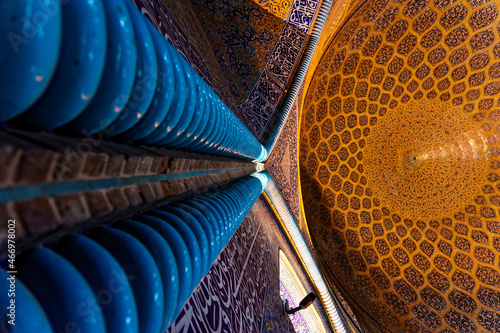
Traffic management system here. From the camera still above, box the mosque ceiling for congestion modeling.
[298,0,500,331]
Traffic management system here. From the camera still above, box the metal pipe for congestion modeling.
[262,171,347,333]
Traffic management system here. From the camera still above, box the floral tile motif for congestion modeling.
[132,0,321,138]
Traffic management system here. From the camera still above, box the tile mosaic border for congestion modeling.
[239,0,322,138]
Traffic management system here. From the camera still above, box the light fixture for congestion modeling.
[283,292,316,315]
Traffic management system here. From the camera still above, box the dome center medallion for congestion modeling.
[365,101,488,218]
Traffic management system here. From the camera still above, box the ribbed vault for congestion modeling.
[299,0,500,331]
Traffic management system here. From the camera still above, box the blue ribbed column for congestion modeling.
[5,172,267,332]
[1,0,266,161]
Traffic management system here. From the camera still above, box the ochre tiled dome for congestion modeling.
[299,0,500,332]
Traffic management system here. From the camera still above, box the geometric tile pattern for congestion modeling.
[299,0,500,331]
